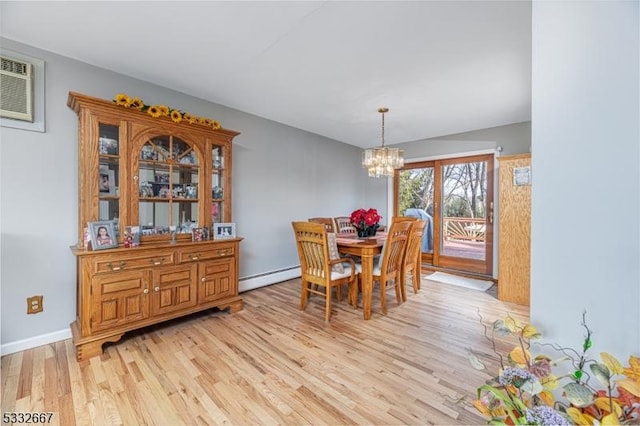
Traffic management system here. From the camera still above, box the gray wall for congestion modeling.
[394,121,531,158]
[0,38,371,348]
[531,1,639,359]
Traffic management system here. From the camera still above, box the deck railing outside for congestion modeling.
[443,217,486,242]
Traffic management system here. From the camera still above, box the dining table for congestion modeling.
[335,232,387,320]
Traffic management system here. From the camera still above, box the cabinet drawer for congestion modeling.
[177,243,235,263]
[93,250,175,273]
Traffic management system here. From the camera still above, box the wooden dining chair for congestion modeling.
[355,219,412,315]
[334,216,357,235]
[308,217,336,233]
[291,221,357,321]
[393,216,417,222]
[400,219,427,301]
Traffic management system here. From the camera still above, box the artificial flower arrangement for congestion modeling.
[349,208,382,237]
[113,93,221,130]
[471,312,640,425]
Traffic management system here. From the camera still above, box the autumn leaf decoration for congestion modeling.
[471,313,640,425]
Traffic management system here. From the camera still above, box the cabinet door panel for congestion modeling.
[151,264,198,316]
[92,270,149,332]
[198,258,236,303]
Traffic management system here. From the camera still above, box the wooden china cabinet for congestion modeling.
[68,92,243,361]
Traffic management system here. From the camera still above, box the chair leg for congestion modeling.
[350,277,359,308]
[300,280,309,310]
[379,280,387,315]
[394,277,402,304]
[415,261,422,291]
[400,271,408,302]
[325,284,332,321]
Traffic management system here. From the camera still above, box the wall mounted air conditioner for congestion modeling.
[0,56,33,122]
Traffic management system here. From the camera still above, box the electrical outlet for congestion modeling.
[27,295,43,314]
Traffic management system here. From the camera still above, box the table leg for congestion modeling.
[360,252,374,320]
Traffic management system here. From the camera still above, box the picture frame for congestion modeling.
[191,227,209,242]
[88,220,118,250]
[99,137,118,155]
[99,168,116,195]
[213,222,236,240]
[124,226,140,248]
[513,166,531,186]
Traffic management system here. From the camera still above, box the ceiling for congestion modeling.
[0,1,532,148]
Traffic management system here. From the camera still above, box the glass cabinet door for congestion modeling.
[211,145,224,224]
[137,135,199,236]
[98,123,120,224]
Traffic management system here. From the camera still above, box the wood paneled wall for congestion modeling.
[498,154,531,305]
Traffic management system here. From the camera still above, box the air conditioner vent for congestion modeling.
[1,57,29,75]
[0,56,33,122]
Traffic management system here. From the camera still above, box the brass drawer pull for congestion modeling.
[107,261,126,271]
[154,286,160,292]
[218,250,229,256]
[188,253,200,261]
[143,288,149,294]
[150,257,165,266]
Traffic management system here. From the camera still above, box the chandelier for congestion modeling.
[362,107,404,177]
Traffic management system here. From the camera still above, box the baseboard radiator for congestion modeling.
[239,266,301,293]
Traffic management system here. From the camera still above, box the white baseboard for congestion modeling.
[0,268,301,356]
[239,267,300,292]
[1,328,72,356]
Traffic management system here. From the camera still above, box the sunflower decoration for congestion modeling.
[130,97,144,110]
[115,93,132,107]
[147,105,163,118]
[170,109,183,123]
[158,105,170,117]
[183,112,197,124]
[112,93,222,130]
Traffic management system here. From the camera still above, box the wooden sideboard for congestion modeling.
[68,92,243,360]
[70,240,242,360]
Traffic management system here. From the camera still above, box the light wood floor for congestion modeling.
[1,275,528,425]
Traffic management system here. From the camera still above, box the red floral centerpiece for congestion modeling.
[350,208,382,238]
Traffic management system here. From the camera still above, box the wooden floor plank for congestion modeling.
[1,276,528,425]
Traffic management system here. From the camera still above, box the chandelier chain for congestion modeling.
[381,111,385,147]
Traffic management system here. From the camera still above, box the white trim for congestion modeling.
[404,147,501,164]
[0,268,303,356]
[1,328,72,356]
[239,267,300,293]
